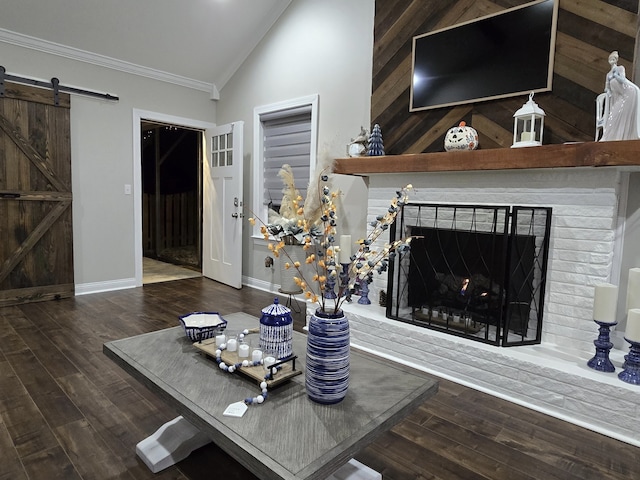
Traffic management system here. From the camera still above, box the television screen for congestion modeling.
[410,0,558,112]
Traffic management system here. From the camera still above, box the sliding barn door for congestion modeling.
[0,82,73,307]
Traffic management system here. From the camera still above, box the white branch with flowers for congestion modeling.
[249,158,413,315]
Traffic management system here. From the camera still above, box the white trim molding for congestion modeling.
[75,278,136,295]
[0,28,216,94]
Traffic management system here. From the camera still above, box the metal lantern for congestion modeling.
[512,92,545,148]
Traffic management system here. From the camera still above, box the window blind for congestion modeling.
[262,109,312,210]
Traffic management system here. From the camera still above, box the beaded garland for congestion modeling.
[214,329,281,405]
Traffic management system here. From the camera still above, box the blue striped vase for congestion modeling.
[305,308,350,404]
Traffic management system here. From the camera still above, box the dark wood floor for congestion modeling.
[0,277,638,480]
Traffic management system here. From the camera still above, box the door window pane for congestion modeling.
[212,133,233,167]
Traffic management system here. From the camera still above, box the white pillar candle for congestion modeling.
[624,309,640,343]
[238,344,250,358]
[226,338,237,352]
[593,283,618,323]
[626,268,640,311]
[252,349,263,363]
[215,334,226,347]
[339,235,352,260]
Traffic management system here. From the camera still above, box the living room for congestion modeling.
[1,0,639,478]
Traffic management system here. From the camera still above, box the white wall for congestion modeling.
[617,172,640,331]
[0,42,216,289]
[216,0,375,287]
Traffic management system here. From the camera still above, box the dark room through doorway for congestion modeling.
[141,121,202,284]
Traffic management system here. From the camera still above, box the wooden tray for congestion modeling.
[193,338,302,388]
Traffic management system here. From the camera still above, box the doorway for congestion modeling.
[140,121,202,284]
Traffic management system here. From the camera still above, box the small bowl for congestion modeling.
[179,312,227,343]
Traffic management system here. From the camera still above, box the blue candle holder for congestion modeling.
[339,263,352,302]
[323,272,337,299]
[357,279,371,305]
[618,338,640,385]
[587,320,617,372]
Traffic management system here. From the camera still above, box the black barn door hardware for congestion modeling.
[0,66,119,103]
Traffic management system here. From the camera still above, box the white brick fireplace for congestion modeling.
[339,162,640,446]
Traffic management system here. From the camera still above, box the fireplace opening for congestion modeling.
[387,203,551,346]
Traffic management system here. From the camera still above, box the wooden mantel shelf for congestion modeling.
[333,140,640,175]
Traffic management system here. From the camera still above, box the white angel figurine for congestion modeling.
[596,50,640,141]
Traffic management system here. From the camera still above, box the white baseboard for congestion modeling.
[77,275,277,297]
[75,278,137,295]
[243,276,308,307]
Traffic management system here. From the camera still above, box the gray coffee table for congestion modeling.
[103,312,438,480]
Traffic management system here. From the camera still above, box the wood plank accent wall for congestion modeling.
[372,0,639,154]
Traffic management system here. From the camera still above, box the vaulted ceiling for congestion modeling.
[0,0,292,91]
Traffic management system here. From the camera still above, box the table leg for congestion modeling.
[137,417,381,479]
[325,458,382,480]
[136,416,211,473]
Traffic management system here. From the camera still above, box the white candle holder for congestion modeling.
[226,337,238,352]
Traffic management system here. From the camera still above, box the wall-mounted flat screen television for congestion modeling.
[410,0,558,112]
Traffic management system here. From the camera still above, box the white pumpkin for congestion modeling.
[444,121,479,151]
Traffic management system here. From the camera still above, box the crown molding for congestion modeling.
[0,28,217,96]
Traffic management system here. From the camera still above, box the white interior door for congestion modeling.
[202,121,244,288]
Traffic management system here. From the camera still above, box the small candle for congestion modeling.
[226,338,237,352]
[520,131,535,142]
[252,349,263,363]
[593,283,618,323]
[340,235,352,260]
[215,334,226,347]
[264,356,276,369]
[626,268,640,311]
[238,344,250,358]
[624,309,640,343]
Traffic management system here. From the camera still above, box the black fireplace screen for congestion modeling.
[387,203,551,346]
